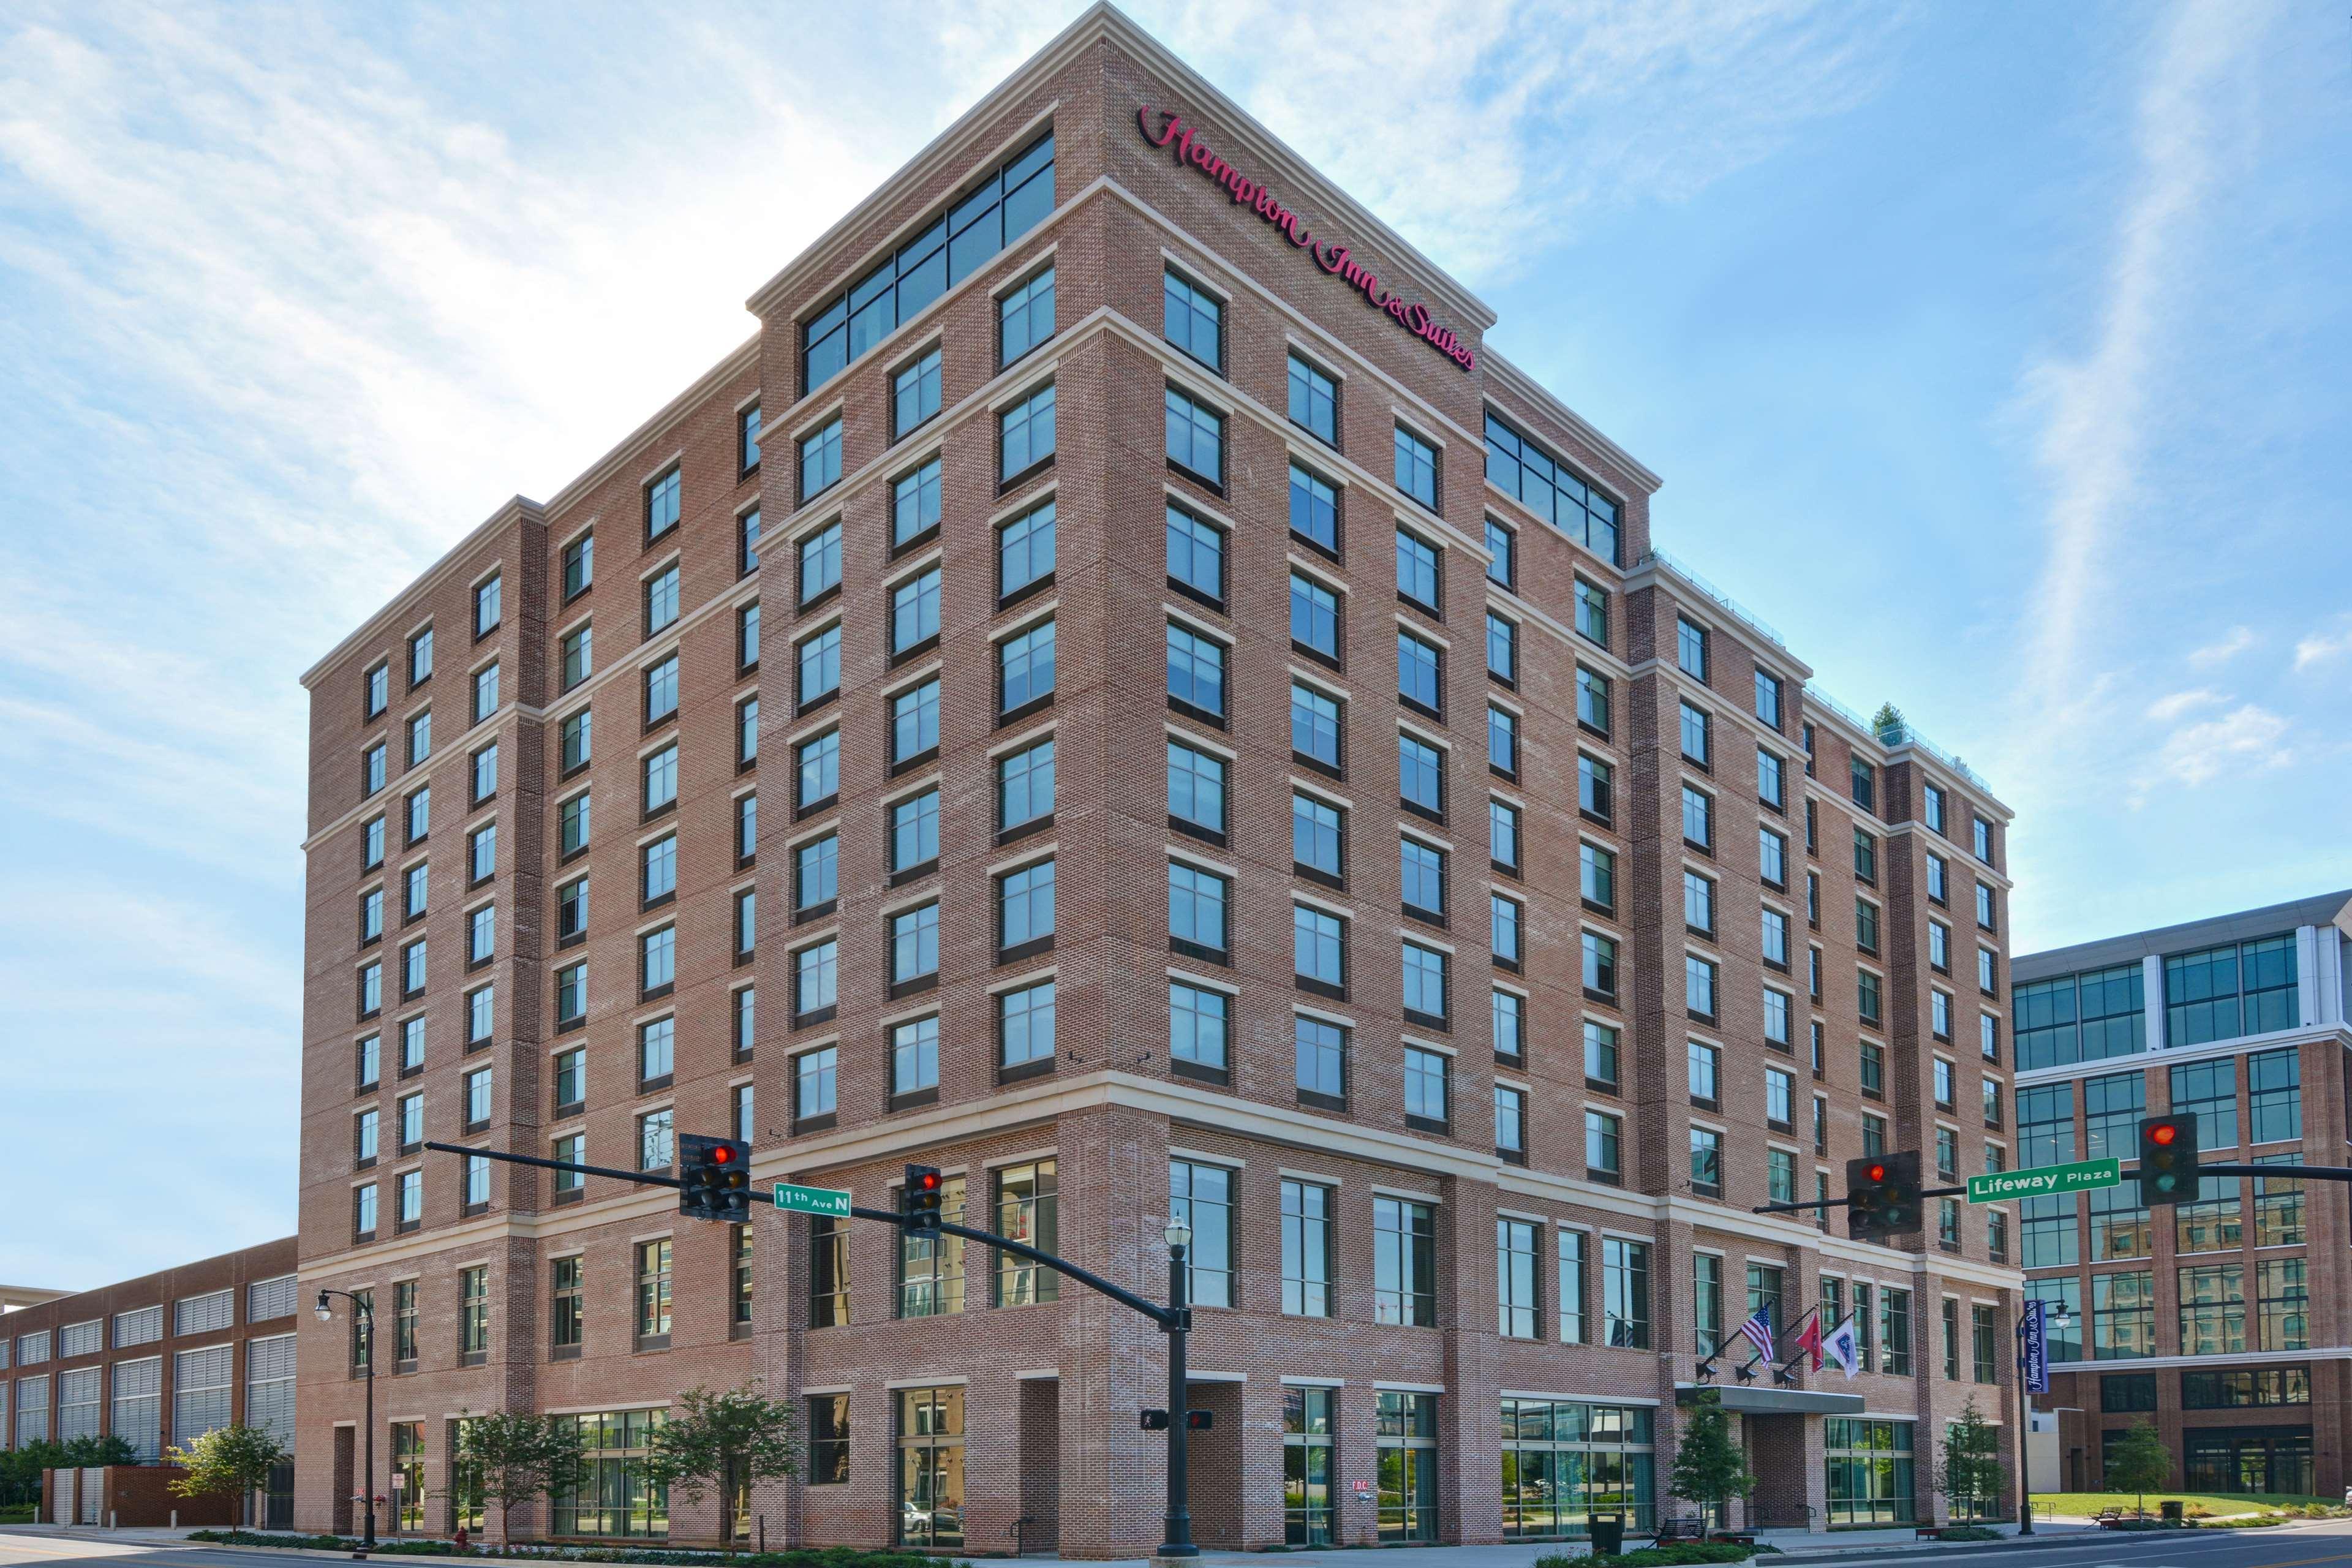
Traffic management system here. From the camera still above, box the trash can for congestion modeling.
[1589,1513,1625,1555]
[2160,1500,2185,1524]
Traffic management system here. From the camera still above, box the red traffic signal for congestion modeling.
[905,1164,945,1232]
[1845,1152,1923,1239]
[2137,1115,2200,1207]
[677,1135,753,1223]
[2149,1123,2177,1147]
[711,1144,737,1164]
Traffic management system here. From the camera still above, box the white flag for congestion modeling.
[1820,1314,1862,1378]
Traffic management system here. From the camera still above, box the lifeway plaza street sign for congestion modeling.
[772,1181,853,1218]
[1966,1156,2121,1205]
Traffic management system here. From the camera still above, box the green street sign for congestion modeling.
[1967,1157,2121,1204]
[772,1181,853,1218]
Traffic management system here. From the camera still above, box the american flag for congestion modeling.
[1737,1304,1776,1362]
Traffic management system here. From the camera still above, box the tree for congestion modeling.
[167,1425,287,1528]
[1872,703,1907,741]
[59,1435,137,1468]
[1936,1398,2004,1523]
[639,1385,798,1544]
[1667,1390,1756,1533]
[446,1411,584,1544]
[2106,1420,2173,1518]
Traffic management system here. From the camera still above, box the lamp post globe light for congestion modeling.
[316,1289,378,1556]
[1155,1214,1197,1566]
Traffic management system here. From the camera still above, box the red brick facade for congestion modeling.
[291,9,2022,1553]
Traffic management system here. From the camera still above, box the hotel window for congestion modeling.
[1000,265,1056,366]
[1399,836,1443,919]
[2171,1057,2239,1149]
[364,661,390,720]
[1859,1039,1885,1099]
[356,1032,381,1089]
[2258,1258,2308,1351]
[1675,617,1708,681]
[892,679,940,766]
[643,654,679,725]
[1290,571,1340,663]
[1687,1039,1720,1105]
[1854,899,1879,954]
[557,709,591,775]
[1162,268,1220,370]
[795,1046,837,1123]
[999,499,1055,602]
[2178,1265,2243,1357]
[1580,841,1614,912]
[1973,815,1994,862]
[1582,931,1618,1003]
[554,962,586,1028]
[1374,1195,1437,1325]
[893,459,942,551]
[1768,1148,1796,1205]
[997,860,1055,957]
[1687,1131,1724,1202]
[1164,386,1224,488]
[1000,979,1055,1069]
[1926,850,1947,901]
[801,129,1052,393]
[1933,990,1953,1040]
[1853,827,1877,883]
[1694,1254,1724,1356]
[1754,665,1785,726]
[797,522,843,610]
[891,567,940,659]
[1497,1216,1538,1333]
[1000,382,1056,485]
[1000,737,1054,833]
[1403,941,1449,1025]
[551,1132,583,1201]
[1762,905,1789,967]
[891,788,939,873]
[1398,630,1441,714]
[1585,1020,1620,1089]
[1758,747,1784,809]
[891,902,940,989]
[363,815,385,870]
[1577,666,1610,734]
[406,625,435,688]
[1170,981,1229,1074]
[1493,988,1525,1060]
[1167,741,1227,839]
[1558,1231,1589,1343]
[1288,352,1337,444]
[1404,1045,1449,1129]
[1168,861,1229,958]
[1975,881,1995,929]
[798,417,842,503]
[1171,1159,1234,1308]
[407,709,432,766]
[998,620,1056,715]
[1491,893,1521,968]
[1486,619,1518,693]
[467,905,496,966]
[643,466,680,543]
[1850,755,1875,813]
[471,742,499,805]
[1858,967,1882,1025]
[1585,1109,1621,1183]
[892,1016,940,1098]
[1484,410,1619,561]
[1289,462,1340,555]
[1978,946,1998,993]
[631,1240,672,1346]
[1292,682,1343,772]
[1486,799,1524,870]
[1486,710,1524,780]
[399,938,426,997]
[805,1392,849,1485]
[1393,425,1437,509]
[549,1257,584,1352]
[995,1161,1059,1305]
[1759,826,1787,887]
[472,662,500,723]
[1602,1238,1649,1348]
[892,347,942,437]
[353,1180,381,1240]
[1295,1013,1347,1102]
[1399,733,1444,818]
[1294,793,1344,883]
[641,832,677,906]
[1281,1180,1332,1316]
[1923,782,1945,834]
[1166,504,1225,606]
[475,573,502,637]
[2250,1047,2301,1142]
[1681,785,1712,850]
[1684,949,1721,1025]
[1684,870,1715,936]
[1398,529,1441,614]
[794,939,838,1022]
[638,1016,675,1088]
[739,507,762,577]
[1166,622,1226,720]
[405,785,431,844]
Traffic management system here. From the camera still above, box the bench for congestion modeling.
[1654,1518,1709,1542]
[1915,1524,1961,1540]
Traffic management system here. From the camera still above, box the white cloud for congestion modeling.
[2293,620,2352,669]
[2149,703,2291,787]
[2145,687,2223,722]
[2187,625,2256,667]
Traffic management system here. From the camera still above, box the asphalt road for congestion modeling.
[8,1525,2352,1568]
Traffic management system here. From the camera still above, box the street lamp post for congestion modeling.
[1155,1215,1197,1566]
[316,1290,377,1558]
[2014,1303,2070,1537]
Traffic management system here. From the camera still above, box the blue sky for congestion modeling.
[2,1,2345,1284]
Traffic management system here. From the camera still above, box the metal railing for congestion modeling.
[1631,548,1790,652]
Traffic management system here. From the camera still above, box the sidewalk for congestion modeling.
[1030,1521,2109,1568]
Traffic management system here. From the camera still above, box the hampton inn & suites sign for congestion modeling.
[1139,107,1476,372]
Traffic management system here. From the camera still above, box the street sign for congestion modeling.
[772,1180,853,1218]
[1967,1156,2120,1204]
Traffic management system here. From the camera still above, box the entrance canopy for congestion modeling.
[1675,1384,1864,1415]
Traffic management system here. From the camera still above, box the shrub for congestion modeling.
[184,1536,953,1568]
[1934,1527,2000,1542]
[1536,1544,1756,1568]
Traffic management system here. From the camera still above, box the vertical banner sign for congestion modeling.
[2019,1298,2049,1395]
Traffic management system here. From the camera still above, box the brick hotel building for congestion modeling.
[2013,892,2352,1498]
[287,6,2022,1553]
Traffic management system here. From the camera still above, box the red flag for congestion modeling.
[1795,1312,1824,1372]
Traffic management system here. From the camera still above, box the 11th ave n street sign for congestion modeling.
[772,1181,853,1218]
[1966,1156,2121,1204]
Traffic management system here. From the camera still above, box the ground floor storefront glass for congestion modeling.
[2183,1427,2313,1496]
[391,1421,424,1531]
[552,1409,667,1537]
[1501,1400,1657,1537]
[1376,1391,1438,1542]
[1284,1387,1336,1545]
[897,1385,965,1549]
[1825,1417,1915,1525]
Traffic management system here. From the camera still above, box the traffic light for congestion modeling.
[904,1164,944,1233]
[677,1134,753,1222]
[2137,1115,2201,1207]
[1186,1409,1213,1430]
[1846,1152,1923,1238]
[1140,1409,1170,1431]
